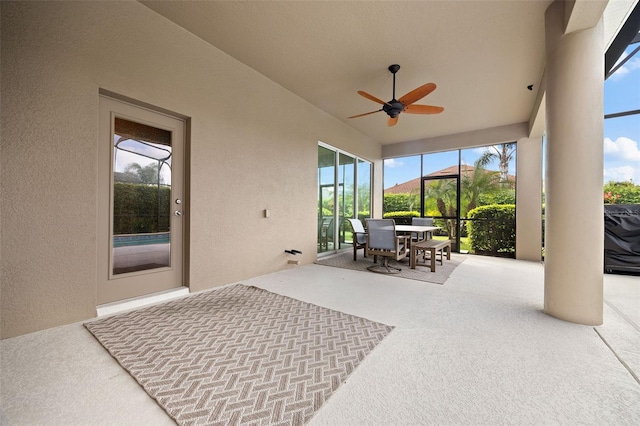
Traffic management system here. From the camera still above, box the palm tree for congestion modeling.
[425,178,457,237]
[461,162,500,216]
[476,143,515,183]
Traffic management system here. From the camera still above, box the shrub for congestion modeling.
[478,189,516,206]
[113,182,171,234]
[383,193,419,213]
[467,204,515,256]
[603,181,640,204]
[357,211,370,221]
[383,210,420,225]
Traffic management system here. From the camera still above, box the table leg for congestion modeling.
[410,247,416,269]
[430,248,436,272]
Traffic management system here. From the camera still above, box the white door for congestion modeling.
[98,96,185,304]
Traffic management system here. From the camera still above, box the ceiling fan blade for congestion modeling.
[387,116,399,127]
[358,91,391,106]
[404,104,445,114]
[348,109,382,119]
[399,83,437,106]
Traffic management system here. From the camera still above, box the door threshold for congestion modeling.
[97,287,189,317]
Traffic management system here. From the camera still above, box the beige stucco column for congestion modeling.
[516,137,543,262]
[543,1,604,325]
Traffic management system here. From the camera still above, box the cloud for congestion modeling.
[609,57,640,81]
[472,147,488,155]
[384,158,404,168]
[604,165,638,183]
[604,136,640,161]
[114,148,172,182]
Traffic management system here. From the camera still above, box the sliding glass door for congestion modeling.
[317,143,371,255]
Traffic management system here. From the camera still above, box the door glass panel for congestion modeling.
[338,153,355,248]
[318,146,336,254]
[357,159,371,221]
[112,118,172,275]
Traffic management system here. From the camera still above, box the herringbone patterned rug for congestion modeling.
[85,285,393,425]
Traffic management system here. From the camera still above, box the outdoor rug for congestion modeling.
[85,285,393,425]
[315,251,466,284]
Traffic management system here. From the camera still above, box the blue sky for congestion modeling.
[384,145,516,189]
[603,45,640,183]
[384,44,640,189]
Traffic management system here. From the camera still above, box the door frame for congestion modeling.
[421,174,461,252]
[97,93,189,305]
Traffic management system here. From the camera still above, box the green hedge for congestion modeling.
[113,182,171,234]
[357,212,370,221]
[383,211,420,225]
[467,204,515,256]
[478,189,515,206]
[383,193,419,213]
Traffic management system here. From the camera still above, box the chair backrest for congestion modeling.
[365,219,397,250]
[347,218,365,234]
[319,217,332,236]
[322,217,335,238]
[412,217,434,226]
[348,218,367,244]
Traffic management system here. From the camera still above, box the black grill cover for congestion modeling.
[604,204,640,275]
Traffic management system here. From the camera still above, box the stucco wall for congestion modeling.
[0,1,379,338]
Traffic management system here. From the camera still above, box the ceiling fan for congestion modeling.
[348,64,444,127]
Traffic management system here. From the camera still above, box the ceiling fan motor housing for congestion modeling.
[383,100,404,118]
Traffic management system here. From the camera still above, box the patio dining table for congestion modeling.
[395,224,440,243]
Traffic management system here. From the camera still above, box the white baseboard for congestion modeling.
[97,287,190,317]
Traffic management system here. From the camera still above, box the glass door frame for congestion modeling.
[421,174,461,252]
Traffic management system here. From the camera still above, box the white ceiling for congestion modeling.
[140,1,631,146]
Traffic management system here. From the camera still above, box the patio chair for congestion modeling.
[318,217,333,250]
[347,218,368,261]
[365,219,409,274]
[411,216,434,241]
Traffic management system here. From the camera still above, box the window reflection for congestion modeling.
[112,118,172,275]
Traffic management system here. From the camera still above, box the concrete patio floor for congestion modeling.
[1,254,639,425]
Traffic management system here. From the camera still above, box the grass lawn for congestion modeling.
[433,235,471,252]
